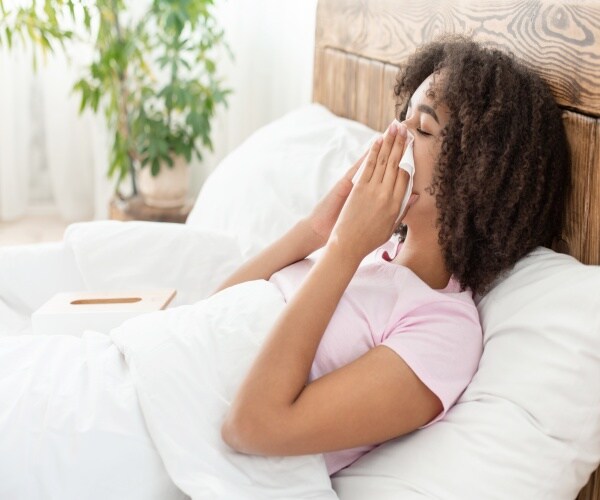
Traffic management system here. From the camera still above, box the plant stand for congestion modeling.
[109,194,193,223]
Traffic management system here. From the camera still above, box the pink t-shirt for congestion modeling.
[268,237,483,476]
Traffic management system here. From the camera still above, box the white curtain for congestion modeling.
[0,46,34,221]
[0,45,112,223]
[0,0,318,222]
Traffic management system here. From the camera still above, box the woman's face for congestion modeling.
[400,73,451,231]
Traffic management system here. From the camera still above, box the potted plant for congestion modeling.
[1,0,231,208]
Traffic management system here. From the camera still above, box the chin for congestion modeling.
[400,213,415,227]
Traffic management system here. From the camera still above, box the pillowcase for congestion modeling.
[186,103,378,259]
[331,247,600,499]
[64,220,244,307]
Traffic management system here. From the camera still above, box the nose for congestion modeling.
[395,119,415,142]
[399,113,416,132]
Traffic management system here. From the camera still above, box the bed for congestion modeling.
[1,0,599,498]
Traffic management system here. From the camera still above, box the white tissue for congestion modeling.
[352,129,415,224]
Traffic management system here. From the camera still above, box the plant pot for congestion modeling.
[138,156,190,208]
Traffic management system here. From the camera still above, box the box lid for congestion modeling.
[34,289,177,315]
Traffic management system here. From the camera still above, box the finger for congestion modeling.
[357,135,383,184]
[382,122,408,187]
[392,164,411,208]
[372,121,399,183]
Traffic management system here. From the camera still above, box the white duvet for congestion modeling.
[0,221,336,499]
[0,331,186,500]
[111,279,336,499]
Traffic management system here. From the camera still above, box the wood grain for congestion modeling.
[580,470,600,500]
[315,0,600,117]
[314,50,405,131]
[559,112,600,265]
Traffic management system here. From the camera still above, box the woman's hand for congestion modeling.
[303,149,369,249]
[327,121,414,261]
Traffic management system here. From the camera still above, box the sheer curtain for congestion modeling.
[0,45,111,222]
[0,0,318,223]
[0,46,30,221]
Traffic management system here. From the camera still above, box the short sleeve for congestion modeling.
[381,299,483,428]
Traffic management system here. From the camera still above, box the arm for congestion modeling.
[210,219,320,295]
[222,122,441,455]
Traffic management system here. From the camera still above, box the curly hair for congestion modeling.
[393,35,570,296]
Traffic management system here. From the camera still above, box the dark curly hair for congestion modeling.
[394,35,570,296]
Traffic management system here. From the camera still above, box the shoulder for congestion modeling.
[392,267,480,329]
[382,277,483,370]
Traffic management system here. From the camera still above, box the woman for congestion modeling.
[217,35,570,475]
[0,37,569,496]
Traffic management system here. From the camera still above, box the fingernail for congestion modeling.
[376,135,383,145]
[389,122,398,135]
[398,123,407,138]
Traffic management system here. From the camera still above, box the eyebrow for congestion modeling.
[407,97,440,124]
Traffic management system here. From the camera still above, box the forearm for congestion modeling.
[211,219,322,295]
[222,121,411,455]
[222,241,362,445]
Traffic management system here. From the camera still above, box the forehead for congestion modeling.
[410,73,440,105]
[407,72,450,123]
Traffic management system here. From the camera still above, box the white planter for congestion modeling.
[138,155,190,208]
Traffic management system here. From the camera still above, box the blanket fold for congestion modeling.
[110,279,337,500]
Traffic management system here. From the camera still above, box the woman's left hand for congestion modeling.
[327,121,414,261]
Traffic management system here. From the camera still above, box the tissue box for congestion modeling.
[32,289,177,336]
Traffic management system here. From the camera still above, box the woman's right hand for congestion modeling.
[303,149,368,249]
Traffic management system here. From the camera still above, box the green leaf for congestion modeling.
[40,33,52,52]
[205,58,215,74]
[91,88,101,112]
[151,157,160,176]
[67,0,75,19]
[5,27,12,48]
[83,8,91,30]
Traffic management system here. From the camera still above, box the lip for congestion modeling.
[407,193,419,208]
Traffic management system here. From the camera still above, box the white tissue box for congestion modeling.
[32,289,177,336]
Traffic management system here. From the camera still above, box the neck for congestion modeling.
[393,229,451,290]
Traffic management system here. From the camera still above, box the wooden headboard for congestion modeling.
[312,1,600,498]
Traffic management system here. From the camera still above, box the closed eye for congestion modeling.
[416,128,432,137]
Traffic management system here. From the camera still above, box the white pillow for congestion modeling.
[0,242,85,316]
[64,220,244,307]
[331,247,600,499]
[186,104,378,259]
